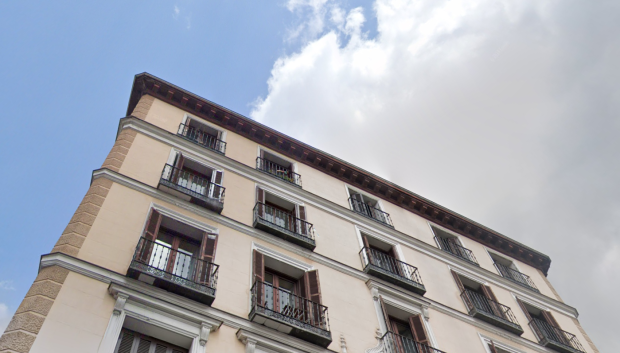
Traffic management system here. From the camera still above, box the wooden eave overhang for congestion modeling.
[126,73,552,275]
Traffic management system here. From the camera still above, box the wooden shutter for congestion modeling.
[409,314,430,345]
[116,329,135,353]
[542,310,561,328]
[212,170,223,185]
[297,205,307,235]
[306,270,322,304]
[253,249,264,282]
[115,329,188,353]
[450,271,465,292]
[210,170,223,199]
[140,210,162,262]
[488,341,499,353]
[196,233,218,285]
[379,296,392,332]
[201,233,218,263]
[256,187,265,218]
[481,284,503,317]
[253,249,265,307]
[517,299,533,321]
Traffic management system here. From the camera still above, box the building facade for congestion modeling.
[0,73,600,353]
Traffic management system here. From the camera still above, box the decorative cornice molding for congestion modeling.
[236,329,335,353]
[110,118,575,317]
[126,73,551,275]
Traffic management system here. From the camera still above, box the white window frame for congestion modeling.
[485,248,523,274]
[255,183,306,219]
[478,333,525,353]
[166,148,225,188]
[181,113,227,143]
[428,222,467,248]
[144,202,220,235]
[344,184,387,212]
[354,225,405,260]
[257,146,299,174]
[369,286,438,349]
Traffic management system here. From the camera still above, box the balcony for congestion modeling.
[127,237,219,305]
[249,281,332,347]
[380,332,447,353]
[158,164,225,213]
[494,263,539,293]
[253,202,316,250]
[256,157,302,187]
[349,197,394,227]
[530,318,585,353]
[460,289,523,335]
[435,237,479,266]
[177,123,226,154]
[360,247,426,295]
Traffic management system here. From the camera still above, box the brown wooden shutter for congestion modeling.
[481,285,498,302]
[379,296,392,331]
[297,205,307,235]
[212,170,223,185]
[174,154,185,170]
[362,234,370,248]
[542,310,561,328]
[481,284,502,317]
[253,249,264,282]
[517,299,533,321]
[201,233,218,263]
[306,270,322,304]
[450,271,465,292]
[139,210,162,263]
[488,341,499,353]
[256,187,265,218]
[409,314,430,345]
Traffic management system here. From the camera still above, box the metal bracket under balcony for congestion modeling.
[177,123,227,154]
[158,164,225,213]
[256,157,302,187]
[435,236,479,266]
[461,289,523,335]
[349,197,394,228]
[379,332,447,353]
[530,319,586,353]
[127,238,219,306]
[249,281,332,347]
[494,263,539,293]
[360,247,426,295]
[253,202,316,250]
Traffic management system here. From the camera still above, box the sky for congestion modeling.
[0,0,618,351]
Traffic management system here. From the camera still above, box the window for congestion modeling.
[253,187,315,249]
[129,209,219,305]
[360,232,400,274]
[256,149,301,186]
[379,296,431,353]
[431,226,478,265]
[178,115,226,154]
[115,328,188,353]
[347,188,393,227]
[249,249,331,347]
[488,252,539,292]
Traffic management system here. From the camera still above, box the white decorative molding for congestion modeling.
[339,334,347,353]
[151,202,220,234]
[97,293,129,353]
[200,323,212,346]
[252,242,314,272]
[110,117,579,319]
[364,329,385,353]
[236,329,332,353]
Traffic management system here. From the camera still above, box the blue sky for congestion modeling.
[1,1,618,352]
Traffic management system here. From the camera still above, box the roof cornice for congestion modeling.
[126,72,551,275]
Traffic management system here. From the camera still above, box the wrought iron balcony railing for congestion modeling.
[380,331,447,353]
[461,289,523,335]
[128,237,219,305]
[159,164,225,213]
[360,247,426,295]
[250,280,331,347]
[494,263,539,293]
[253,202,316,250]
[529,318,586,353]
[177,123,226,154]
[435,237,479,265]
[256,157,302,187]
[349,197,393,227]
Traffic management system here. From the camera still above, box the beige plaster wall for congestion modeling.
[144,98,187,134]
[296,163,350,209]
[118,133,171,188]
[204,325,245,353]
[29,272,114,353]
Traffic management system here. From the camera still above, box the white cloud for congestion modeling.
[253,0,620,352]
[0,281,14,291]
[173,5,180,19]
[0,303,10,334]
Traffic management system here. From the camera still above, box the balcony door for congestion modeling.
[149,229,200,280]
[379,297,430,353]
[362,234,401,276]
[168,153,223,199]
[264,271,298,315]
